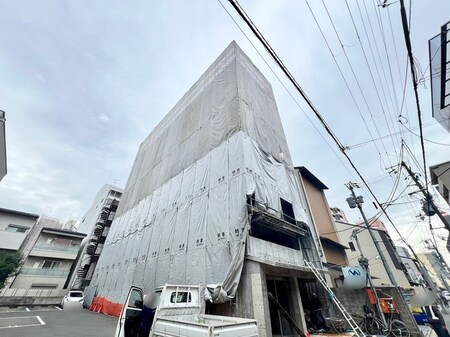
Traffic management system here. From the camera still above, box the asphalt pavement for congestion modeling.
[0,306,117,337]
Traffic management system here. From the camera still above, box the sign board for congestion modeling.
[342,266,367,289]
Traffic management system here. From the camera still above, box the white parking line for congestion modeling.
[25,307,30,312]
[0,315,45,329]
[54,306,62,311]
[36,316,45,325]
[0,323,43,329]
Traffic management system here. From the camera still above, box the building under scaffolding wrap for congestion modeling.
[89,42,323,336]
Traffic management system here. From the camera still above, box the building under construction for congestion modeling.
[89,42,324,336]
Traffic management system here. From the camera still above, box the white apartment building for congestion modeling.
[1,217,86,304]
[0,207,38,252]
[70,184,122,289]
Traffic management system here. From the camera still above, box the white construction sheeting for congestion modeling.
[92,132,309,303]
[89,42,313,304]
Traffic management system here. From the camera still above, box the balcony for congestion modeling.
[86,244,97,255]
[246,236,310,272]
[30,243,79,260]
[248,201,308,237]
[19,268,70,277]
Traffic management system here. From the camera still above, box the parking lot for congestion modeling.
[0,306,117,337]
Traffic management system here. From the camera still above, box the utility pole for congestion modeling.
[346,183,398,287]
[401,161,450,236]
[351,228,388,327]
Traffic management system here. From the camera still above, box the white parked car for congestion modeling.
[61,290,84,309]
[442,291,450,302]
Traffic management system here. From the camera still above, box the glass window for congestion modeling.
[42,260,62,269]
[127,289,143,308]
[6,224,28,233]
[170,291,191,303]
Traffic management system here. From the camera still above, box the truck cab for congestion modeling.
[115,284,258,337]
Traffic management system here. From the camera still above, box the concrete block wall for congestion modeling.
[332,287,422,337]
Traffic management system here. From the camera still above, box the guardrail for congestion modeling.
[19,268,70,277]
[33,242,79,253]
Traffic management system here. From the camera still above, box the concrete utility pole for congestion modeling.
[350,227,388,327]
[346,183,398,287]
[401,161,450,234]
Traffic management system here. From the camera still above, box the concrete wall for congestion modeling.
[333,287,422,337]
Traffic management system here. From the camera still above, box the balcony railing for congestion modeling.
[33,242,79,253]
[20,268,70,277]
[247,199,309,237]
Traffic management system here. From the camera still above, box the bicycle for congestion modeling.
[353,305,410,337]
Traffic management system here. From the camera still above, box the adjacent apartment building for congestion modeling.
[417,251,450,291]
[0,207,39,252]
[70,184,122,289]
[396,246,425,287]
[296,167,348,286]
[334,220,411,287]
[88,42,323,336]
[1,217,86,304]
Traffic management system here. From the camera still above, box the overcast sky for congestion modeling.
[1,0,449,255]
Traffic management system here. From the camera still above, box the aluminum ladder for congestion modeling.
[305,260,365,337]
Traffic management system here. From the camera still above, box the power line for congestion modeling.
[216,0,361,185]
[397,0,430,215]
[303,0,389,169]
[346,119,443,149]
[400,123,450,146]
[320,0,397,170]
[225,0,431,261]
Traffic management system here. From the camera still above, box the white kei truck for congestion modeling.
[115,284,259,337]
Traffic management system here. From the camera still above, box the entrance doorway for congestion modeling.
[267,278,294,337]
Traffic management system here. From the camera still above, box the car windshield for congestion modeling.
[69,292,83,298]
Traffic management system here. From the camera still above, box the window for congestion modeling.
[280,198,295,224]
[170,291,191,303]
[348,242,356,252]
[127,288,143,308]
[42,260,62,269]
[6,224,28,233]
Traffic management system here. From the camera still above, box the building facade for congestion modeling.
[0,207,39,252]
[0,217,86,304]
[330,207,349,223]
[430,160,450,205]
[396,246,425,287]
[70,184,122,289]
[89,42,323,336]
[417,251,450,291]
[296,167,348,286]
[334,220,411,288]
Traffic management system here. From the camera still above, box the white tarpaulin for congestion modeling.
[90,42,311,304]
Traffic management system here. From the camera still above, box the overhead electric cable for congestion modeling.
[401,123,450,146]
[359,0,403,153]
[216,0,361,185]
[303,0,388,168]
[397,0,430,206]
[320,0,396,169]
[226,0,414,250]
